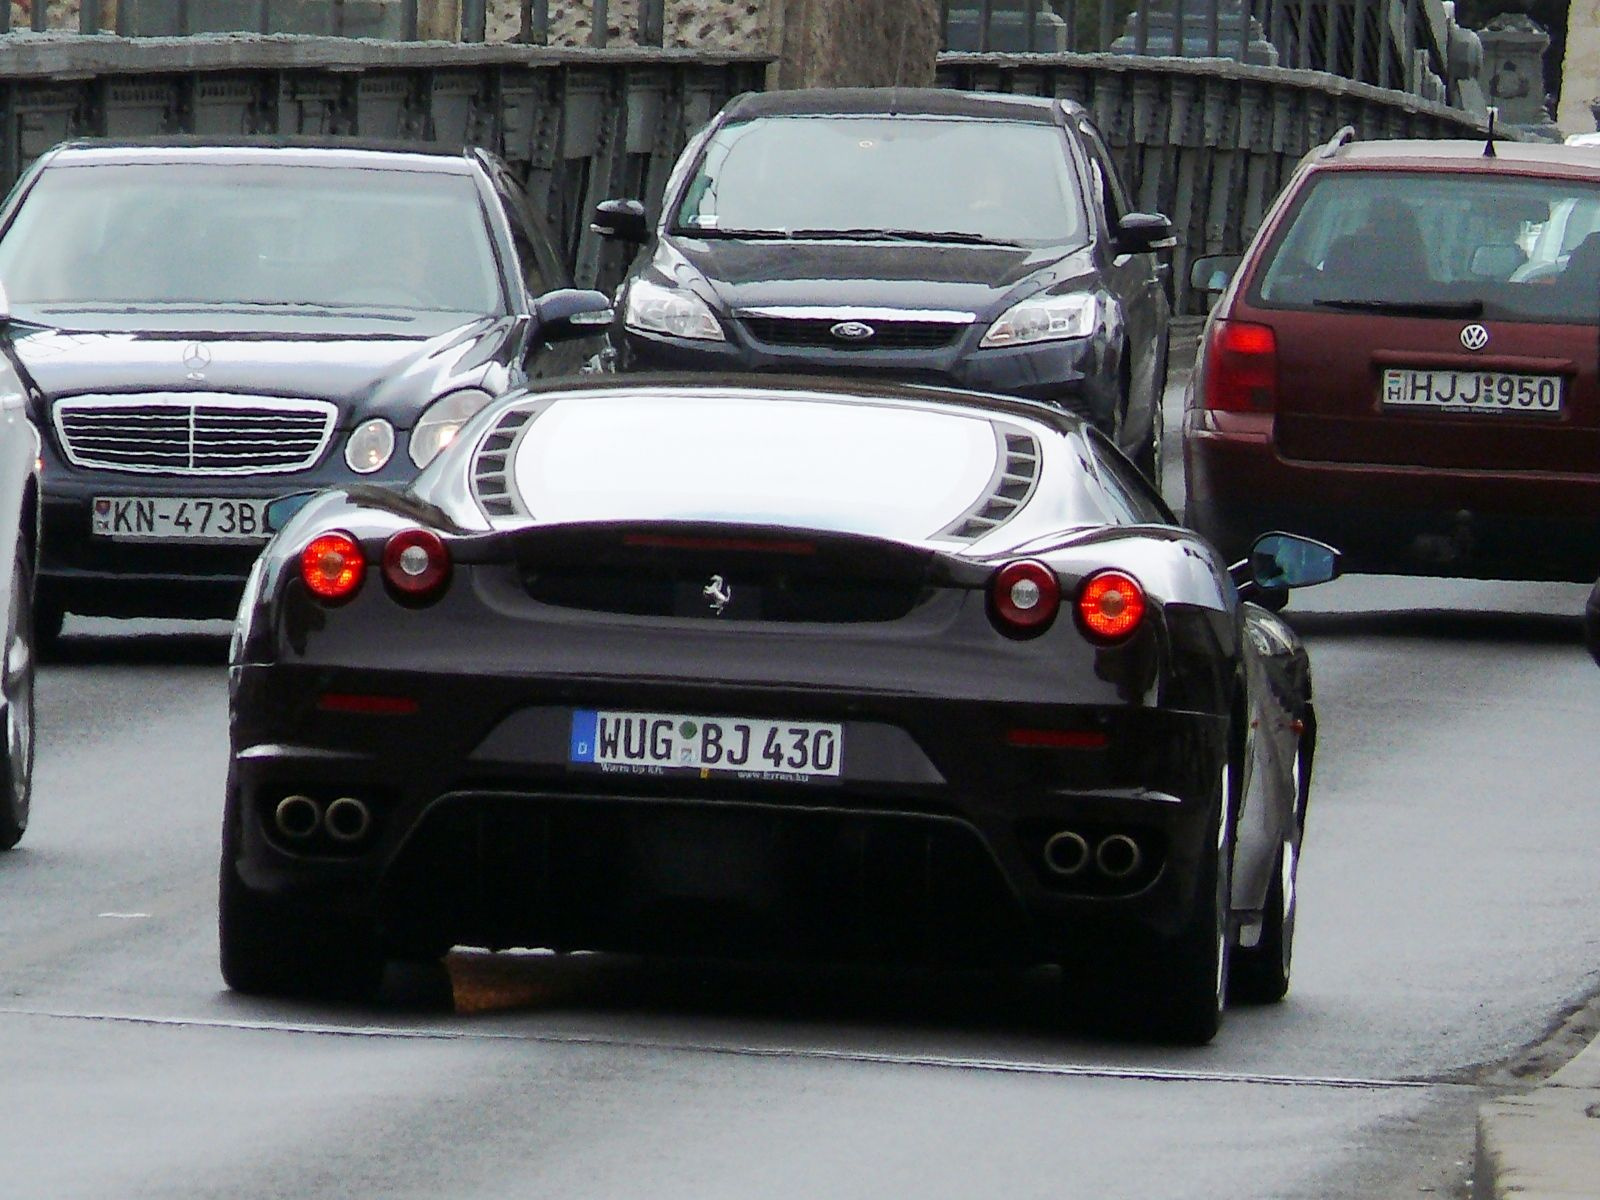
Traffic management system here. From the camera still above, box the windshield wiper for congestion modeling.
[787,227,1020,246]
[1314,297,1485,317]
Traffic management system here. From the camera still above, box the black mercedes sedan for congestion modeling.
[592,88,1174,479]
[0,137,611,639]
[221,374,1337,1043]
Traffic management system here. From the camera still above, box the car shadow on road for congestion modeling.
[1283,607,1582,645]
[375,949,1164,1050]
[41,628,232,667]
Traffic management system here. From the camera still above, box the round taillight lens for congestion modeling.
[990,559,1061,634]
[1076,570,1146,642]
[300,532,365,602]
[382,528,451,600]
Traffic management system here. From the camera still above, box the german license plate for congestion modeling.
[1382,369,1563,415]
[91,496,272,543]
[569,709,843,781]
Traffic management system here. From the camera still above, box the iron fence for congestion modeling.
[942,0,1480,108]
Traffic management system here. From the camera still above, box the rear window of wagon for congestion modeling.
[1249,169,1600,325]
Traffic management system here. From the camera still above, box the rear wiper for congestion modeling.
[1314,297,1485,317]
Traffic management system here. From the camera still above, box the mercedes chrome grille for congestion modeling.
[54,395,337,475]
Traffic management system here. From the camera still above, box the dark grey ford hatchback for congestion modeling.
[593,88,1174,480]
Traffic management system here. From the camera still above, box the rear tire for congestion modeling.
[218,853,384,1002]
[1229,745,1306,1004]
[1060,763,1234,1045]
[1143,766,1232,1043]
[0,550,35,851]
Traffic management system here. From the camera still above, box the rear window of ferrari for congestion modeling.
[1251,168,1600,325]
[508,393,1096,539]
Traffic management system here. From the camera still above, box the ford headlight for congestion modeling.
[623,278,725,342]
[981,292,1099,348]
[410,389,494,469]
[344,417,395,474]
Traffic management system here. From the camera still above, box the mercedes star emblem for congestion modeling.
[702,574,732,614]
[182,342,212,380]
[1460,323,1490,352]
[830,320,876,342]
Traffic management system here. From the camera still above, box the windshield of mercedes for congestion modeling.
[0,161,506,316]
[671,115,1089,248]
[1252,169,1600,324]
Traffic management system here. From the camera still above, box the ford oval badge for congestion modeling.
[830,321,876,342]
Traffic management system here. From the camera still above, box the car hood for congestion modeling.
[663,237,1087,315]
[5,309,522,425]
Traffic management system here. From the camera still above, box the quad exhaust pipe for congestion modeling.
[272,794,374,845]
[274,794,321,841]
[324,796,372,843]
[1042,829,1145,882]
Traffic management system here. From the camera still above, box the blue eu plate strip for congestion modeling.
[569,709,598,763]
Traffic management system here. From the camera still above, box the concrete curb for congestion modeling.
[1475,1034,1600,1198]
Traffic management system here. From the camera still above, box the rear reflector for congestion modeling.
[318,693,420,715]
[300,532,364,602]
[1202,319,1278,412]
[1006,728,1109,750]
[1075,569,1146,642]
[989,559,1061,635]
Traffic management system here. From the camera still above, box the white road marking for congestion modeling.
[0,1004,1441,1091]
[96,912,150,920]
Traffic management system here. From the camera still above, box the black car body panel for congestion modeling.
[600,88,1172,473]
[0,136,608,622]
[220,375,1326,1039]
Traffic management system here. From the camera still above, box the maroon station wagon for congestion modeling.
[1184,134,1600,581]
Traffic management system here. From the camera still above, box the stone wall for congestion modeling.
[498,0,767,48]
[1559,0,1600,134]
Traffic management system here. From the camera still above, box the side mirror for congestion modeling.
[591,199,649,244]
[534,288,614,343]
[1190,254,1242,293]
[1231,531,1341,601]
[264,491,317,534]
[1115,212,1177,255]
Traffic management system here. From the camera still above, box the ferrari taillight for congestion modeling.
[1202,319,1278,412]
[989,559,1061,636]
[300,532,365,602]
[1075,570,1146,643]
[382,528,451,601]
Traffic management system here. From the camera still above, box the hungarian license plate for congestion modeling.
[569,709,843,781]
[1382,369,1563,415]
[91,496,272,543]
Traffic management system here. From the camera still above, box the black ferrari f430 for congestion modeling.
[221,375,1337,1043]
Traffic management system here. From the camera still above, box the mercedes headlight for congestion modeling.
[344,417,395,474]
[981,292,1099,348]
[410,389,493,469]
[623,278,726,342]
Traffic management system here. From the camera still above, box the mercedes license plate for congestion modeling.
[92,496,272,543]
[570,709,843,781]
[1382,369,1563,415]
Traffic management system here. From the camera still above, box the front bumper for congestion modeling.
[618,327,1118,427]
[227,660,1228,967]
[1184,410,1600,581]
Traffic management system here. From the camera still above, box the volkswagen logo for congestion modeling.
[830,321,876,342]
[702,574,732,614]
[1460,324,1490,352]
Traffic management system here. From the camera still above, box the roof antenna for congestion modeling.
[1484,106,1498,158]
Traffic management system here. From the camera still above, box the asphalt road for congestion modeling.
[3,383,1599,1198]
